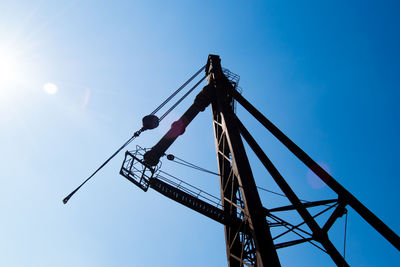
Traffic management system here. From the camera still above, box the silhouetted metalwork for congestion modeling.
[63,65,205,204]
[209,56,280,267]
[118,55,400,266]
[69,54,399,266]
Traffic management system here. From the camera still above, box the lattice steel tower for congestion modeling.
[117,55,400,266]
[66,54,400,266]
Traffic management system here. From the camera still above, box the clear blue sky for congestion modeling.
[1,1,399,266]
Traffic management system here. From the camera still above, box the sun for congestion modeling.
[0,46,22,87]
[0,42,43,102]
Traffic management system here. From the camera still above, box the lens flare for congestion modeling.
[306,162,330,189]
[43,82,58,95]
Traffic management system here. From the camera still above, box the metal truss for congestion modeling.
[212,97,279,266]
[118,54,399,267]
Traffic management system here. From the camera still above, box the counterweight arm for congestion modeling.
[143,84,214,166]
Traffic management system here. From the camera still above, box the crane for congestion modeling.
[65,54,400,266]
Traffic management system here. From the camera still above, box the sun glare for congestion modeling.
[0,47,21,87]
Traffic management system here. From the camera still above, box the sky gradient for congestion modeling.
[1,1,400,266]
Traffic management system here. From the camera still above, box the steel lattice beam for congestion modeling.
[208,55,281,267]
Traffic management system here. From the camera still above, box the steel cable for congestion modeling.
[166,153,319,204]
[63,129,143,204]
[151,65,205,116]
[159,75,207,122]
[344,211,348,259]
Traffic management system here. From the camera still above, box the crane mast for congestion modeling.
[208,55,280,266]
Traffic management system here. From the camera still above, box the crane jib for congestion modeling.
[149,177,241,228]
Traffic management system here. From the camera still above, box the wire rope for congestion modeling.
[166,153,320,204]
[159,75,207,122]
[151,65,205,115]
[63,129,142,204]
[343,211,348,259]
